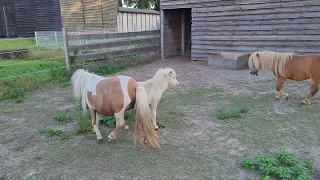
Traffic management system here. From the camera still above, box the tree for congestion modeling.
[123,0,160,11]
[118,0,123,7]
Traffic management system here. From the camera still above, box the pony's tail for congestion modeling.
[134,86,160,148]
[71,69,91,114]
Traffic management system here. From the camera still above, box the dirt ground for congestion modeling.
[0,56,319,180]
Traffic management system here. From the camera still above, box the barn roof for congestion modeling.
[118,7,160,15]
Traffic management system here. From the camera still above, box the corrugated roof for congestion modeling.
[118,7,160,15]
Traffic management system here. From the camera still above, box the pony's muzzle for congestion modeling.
[250,70,259,76]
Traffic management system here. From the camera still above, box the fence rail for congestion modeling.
[63,28,161,71]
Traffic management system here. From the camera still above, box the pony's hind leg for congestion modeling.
[115,113,129,130]
[90,108,103,143]
[276,78,289,100]
[302,78,319,105]
[108,111,125,142]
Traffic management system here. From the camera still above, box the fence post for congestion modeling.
[34,31,38,48]
[62,27,71,71]
[54,31,58,47]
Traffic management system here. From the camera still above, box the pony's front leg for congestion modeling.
[108,111,125,142]
[301,79,319,105]
[276,78,289,100]
[90,108,103,144]
[150,101,159,130]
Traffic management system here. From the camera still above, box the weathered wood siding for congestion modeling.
[12,0,62,37]
[163,9,182,57]
[117,8,160,32]
[14,0,37,37]
[60,0,85,31]
[161,0,320,61]
[60,0,117,31]
[0,2,17,38]
[35,0,62,31]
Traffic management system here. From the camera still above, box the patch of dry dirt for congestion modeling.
[0,56,319,180]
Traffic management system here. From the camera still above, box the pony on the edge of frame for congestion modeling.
[70,67,179,148]
[248,51,320,104]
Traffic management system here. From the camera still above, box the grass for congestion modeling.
[54,110,72,124]
[216,102,249,120]
[0,38,36,51]
[39,126,71,140]
[242,148,314,180]
[0,48,67,101]
[0,47,146,101]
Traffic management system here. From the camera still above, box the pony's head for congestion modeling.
[248,52,261,76]
[156,67,179,88]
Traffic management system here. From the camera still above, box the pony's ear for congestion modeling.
[256,53,259,57]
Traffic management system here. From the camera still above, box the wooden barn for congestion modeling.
[0,0,62,38]
[160,1,320,61]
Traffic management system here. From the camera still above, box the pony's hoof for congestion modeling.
[155,128,159,131]
[285,96,289,101]
[301,100,311,105]
[124,125,130,130]
[97,139,103,144]
[154,125,159,130]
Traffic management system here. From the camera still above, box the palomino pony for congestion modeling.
[248,51,320,104]
[71,67,179,148]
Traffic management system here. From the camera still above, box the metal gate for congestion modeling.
[0,5,17,38]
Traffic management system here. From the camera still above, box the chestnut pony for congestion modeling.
[248,51,320,104]
[71,67,179,148]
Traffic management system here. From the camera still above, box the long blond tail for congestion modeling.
[134,86,160,148]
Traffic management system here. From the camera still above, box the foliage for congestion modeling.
[118,0,123,7]
[124,0,159,11]
[242,148,314,180]
[100,109,134,128]
[54,110,72,124]
[76,112,93,134]
[216,103,249,120]
[39,126,71,140]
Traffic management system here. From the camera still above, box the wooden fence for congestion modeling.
[63,28,161,71]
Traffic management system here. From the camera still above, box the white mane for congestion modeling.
[142,67,175,86]
[138,67,177,103]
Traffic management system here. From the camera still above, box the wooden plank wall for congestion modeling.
[35,0,62,31]
[60,0,117,31]
[102,0,118,30]
[161,0,320,61]
[13,0,62,37]
[117,12,160,32]
[14,0,37,37]
[163,9,182,57]
[60,0,86,31]
[0,4,17,38]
